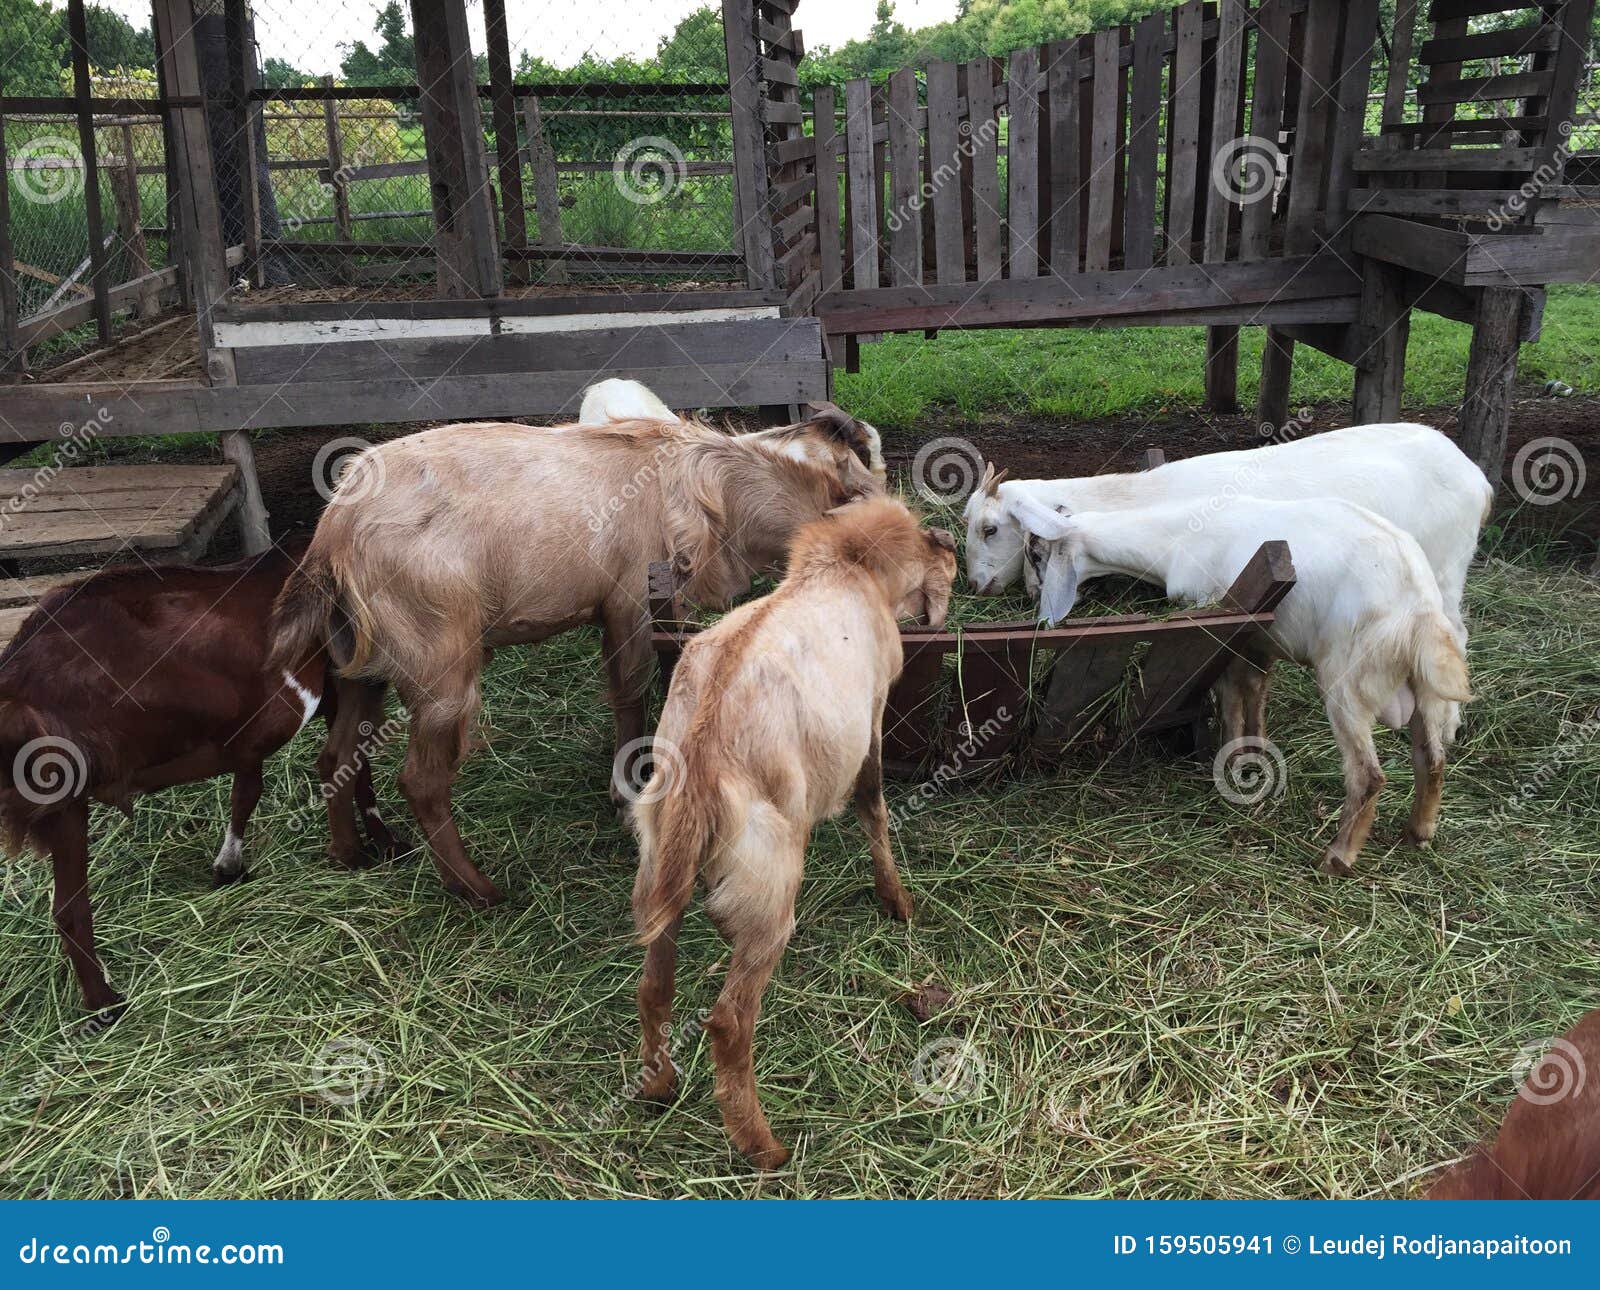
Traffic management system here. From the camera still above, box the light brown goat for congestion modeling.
[271,413,882,907]
[630,497,957,1168]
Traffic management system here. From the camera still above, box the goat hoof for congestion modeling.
[364,833,404,864]
[211,866,249,888]
[446,880,505,910]
[1402,826,1434,850]
[877,889,914,922]
[1317,851,1355,877]
[329,848,376,872]
[86,997,126,1028]
[745,1140,791,1171]
[638,1069,678,1107]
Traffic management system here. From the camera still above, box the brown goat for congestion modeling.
[630,496,957,1168]
[271,413,883,909]
[1426,1010,1600,1199]
[0,547,398,1019]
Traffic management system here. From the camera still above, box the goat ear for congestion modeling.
[804,403,870,455]
[1037,543,1081,626]
[926,527,957,552]
[1007,491,1073,541]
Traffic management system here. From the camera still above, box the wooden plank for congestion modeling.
[1007,46,1042,278]
[1351,257,1412,422]
[724,0,776,288]
[1240,0,1291,261]
[522,97,566,285]
[1461,286,1525,477]
[1524,1,1598,190]
[110,124,155,317]
[1382,0,1419,131]
[0,464,236,496]
[0,361,832,440]
[1282,0,1346,253]
[66,0,111,345]
[410,0,502,298]
[812,86,843,308]
[967,57,1003,283]
[482,0,527,279]
[925,61,965,285]
[882,645,944,776]
[1419,21,1560,66]
[1084,29,1123,272]
[1037,39,1076,278]
[230,317,826,385]
[818,252,1360,332]
[320,77,353,241]
[1033,638,1139,751]
[0,100,23,374]
[1353,147,1545,173]
[844,78,879,290]
[1428,0,1543,17]
[1165,0,1205,264]
[1350,187,1544,217]
[1323,0,1381,233]
[887,67,923,287]
[942,644,1028,769]
[224,0,263,286]
[1122,12,1165,272]
[1201,0,1248,267]
[1417,72,1553,106]
[0,606,35,646]
[0,485,225,515]
[0,572,78,610]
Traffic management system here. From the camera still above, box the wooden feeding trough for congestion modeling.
[647,540,1296,781]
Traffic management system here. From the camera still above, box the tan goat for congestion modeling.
[630,496,957,1168]
[271,413,882,908]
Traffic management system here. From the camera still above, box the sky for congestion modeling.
[80,0,964,76]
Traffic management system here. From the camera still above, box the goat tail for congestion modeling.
[1411,613,1474,707]
[269,543,364,676]
[631,755,722,946]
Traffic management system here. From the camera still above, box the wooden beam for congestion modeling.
[409,0,502,297]
[1460,286,1524,481]
[724,0,776,288]
[67,0,112,344]
[0,100,24,376]
[482,0,527,282]
[522,97,565,285]
[1351,257,1412,423]
[319,77,352,241]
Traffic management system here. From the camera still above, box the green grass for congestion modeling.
[1,514,1596,1198]
[835,286,1600,428]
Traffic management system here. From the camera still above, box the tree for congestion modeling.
[58,3,155,72]
[655,6,726,80]
[0,0,65,94]
[262,57,311,89]
[340,0,415,84]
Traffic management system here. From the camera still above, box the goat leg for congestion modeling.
[601,603,653,808]
[343,679,403,864]
[1403,703,1448,848]
[212,764,262,886]
[636,912,684,1106]
[707,937,790,1170]
[397,711,503,909]
[853,737,913,921]
[317,685,375,872]
[1320,695,1385,876]
[38,800,123,1019]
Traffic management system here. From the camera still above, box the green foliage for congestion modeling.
[0,0,65,94]
[339,0,416,84]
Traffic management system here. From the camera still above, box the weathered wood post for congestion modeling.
[482,0,527,285]
[1460,288,1525,482]
[522,97,565,285]
[1351,258,1412,424]
[66,0,113,346]
[0,98,25,377]
[409,0,502,299]
[152,0,270,553]
[319,77,353,244]
[723,0,777,290]
[110,122,156,317]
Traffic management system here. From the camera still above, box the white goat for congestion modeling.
[576,378,887,483]
[965,423,1492,650]
[1009,491,1474,876]
[577,377,677,425]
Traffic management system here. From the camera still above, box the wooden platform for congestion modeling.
[0,464,240,563]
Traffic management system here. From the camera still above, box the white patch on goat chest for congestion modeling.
[281,670,322,733]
